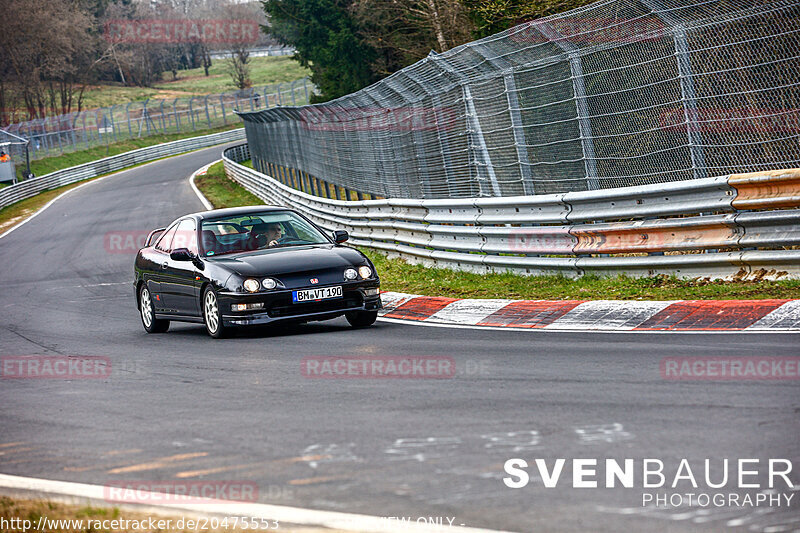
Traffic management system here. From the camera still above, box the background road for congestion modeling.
[0,144,798,532]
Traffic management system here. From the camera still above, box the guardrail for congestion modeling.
[222,144,800,279]
[0,129,245,211]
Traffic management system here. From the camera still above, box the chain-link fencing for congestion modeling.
[1,79,310,163]
[239,0,800,199]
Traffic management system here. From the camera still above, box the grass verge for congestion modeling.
[0,181,94,235]
[0,127,239,233]
[195,161,263,208]
[9,57,311,111]
[16,123,239,182]
[194,165,800,300]
[0,496,343,533]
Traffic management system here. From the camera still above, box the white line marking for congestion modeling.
[376,316,800,334]
[377,292,417,315]
[748,300,800,330]
[0,176,111,240]
[0,473,508,533]
[1,148,222,241]
[426,299,512,325]
[544,300,674,330]
[189,161,216,210]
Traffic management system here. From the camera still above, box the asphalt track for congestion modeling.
[0,143,799,533]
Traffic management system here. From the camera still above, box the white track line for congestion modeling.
[376,316,799,334]
[0,175,114,240]
[189,161,216,210]
[0,474,509,533]
[1,150,218,241]
[426,299,512,325]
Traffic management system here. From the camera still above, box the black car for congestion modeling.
[134,206,381,338]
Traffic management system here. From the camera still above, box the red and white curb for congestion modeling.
[378,292,800,332]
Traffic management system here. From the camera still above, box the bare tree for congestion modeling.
[351,0,474,75]
[225,47,252,90]
[0,0,99,121]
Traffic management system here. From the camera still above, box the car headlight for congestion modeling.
[358,266,372,279]
[243,279,260,293]
[344,268,358,280]
[262,278,277,290]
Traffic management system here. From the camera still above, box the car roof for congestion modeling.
[186,205,292,221]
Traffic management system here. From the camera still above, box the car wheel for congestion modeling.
[202,286,229,338]
[345,310,378,328]
[140,284,169,333]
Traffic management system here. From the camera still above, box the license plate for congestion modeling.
[293,285,343,303]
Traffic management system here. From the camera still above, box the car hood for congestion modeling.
[206,244,367,281]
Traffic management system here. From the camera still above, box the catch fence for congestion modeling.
[239,0,800,198]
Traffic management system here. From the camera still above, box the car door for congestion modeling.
[149,222,179,312]
[160,218,200,316]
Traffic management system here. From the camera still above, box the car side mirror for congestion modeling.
[170,248,193,261]
[333,230,349,243]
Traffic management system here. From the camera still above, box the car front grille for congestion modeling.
[267,292,364,318]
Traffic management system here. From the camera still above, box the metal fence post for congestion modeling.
[640,0,707,180]
[532,22,599,190]
[429,52,501,197]
[204,95,212,127]
[81,112,89,147]
[220,95,227,125]
[472,43,535,195]
[125,102,133,139]
[188,97,196,131]
[173,98,181,132]
[159,101,166,132]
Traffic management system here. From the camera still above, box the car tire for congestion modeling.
[345,310,378,328]
[202,286,230,338]
[139,284,169,333]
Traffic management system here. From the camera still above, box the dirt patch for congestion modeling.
[0,210,34,234]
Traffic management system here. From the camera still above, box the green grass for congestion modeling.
[80,56,310,109]
[194,161,262,208]
[366,253,800,300]
[0,180,98,235]
[0,124,241,233]
[17,123,239,182]
[154,56,309,93]
[192,165,800,300]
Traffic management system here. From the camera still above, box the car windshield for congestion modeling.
[199,210,329,256]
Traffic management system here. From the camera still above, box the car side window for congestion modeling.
[155,223,178,252]
[173,219,198,254]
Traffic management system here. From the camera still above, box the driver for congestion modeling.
[263,223,283,247]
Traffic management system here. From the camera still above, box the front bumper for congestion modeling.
[219,280,381,326]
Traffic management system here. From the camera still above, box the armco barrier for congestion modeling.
[0,129,245,211]
[730,169,800,210]
[221,144,800,279]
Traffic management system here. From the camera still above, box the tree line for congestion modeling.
[0,0,593,125]
[262,0,595,103]
[0,0,272,126]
